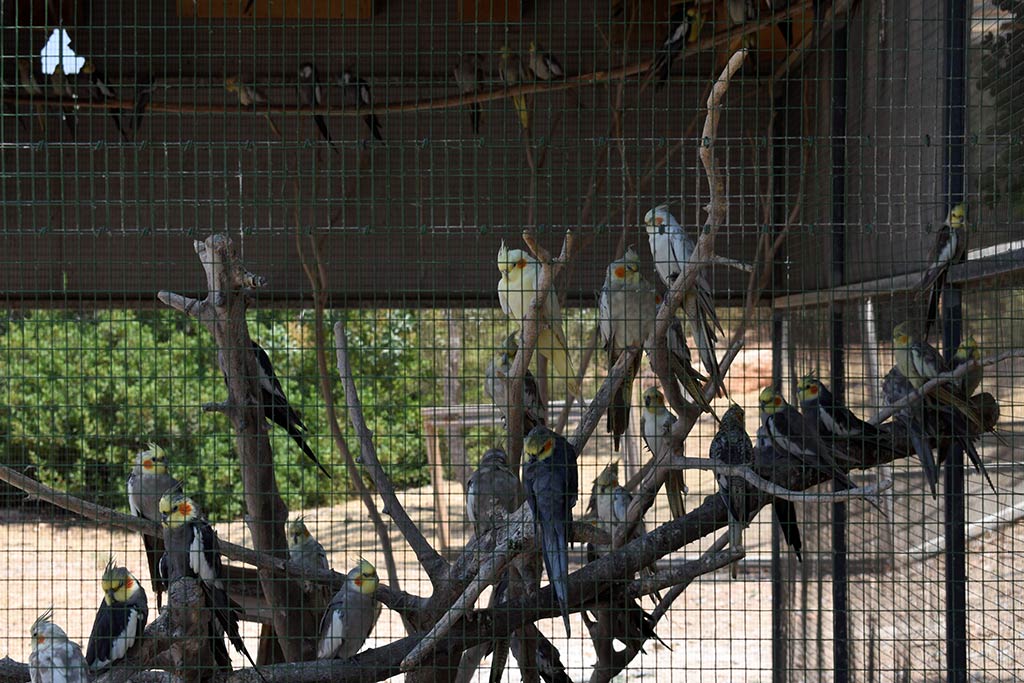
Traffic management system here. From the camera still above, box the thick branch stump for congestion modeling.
[158,235,319,662]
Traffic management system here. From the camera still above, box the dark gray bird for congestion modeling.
[252,340,331,478]
[510,629,572,683]
[29,609,87,683]
[452,54,485,134]
[757,386,860,491]
[339,70,383,142]
[159,493,263,677]
[797,374,908,469]
[755,425,803,561]
[80,60,127,140]
[86,559,148,671]
[297,63,337,152]
[316,559,381,660]
[650,3,700,87]
[522,426,578,637]
[710,403,754,579]
[49,64,77,137]
[660,316,717,416]
[882,366,940,497]
[484,333,546,435]
[131,77,154,136]
[920,204,967,339]
[466,448,523,538]
[126,443,182,609]
[287,517,331,600]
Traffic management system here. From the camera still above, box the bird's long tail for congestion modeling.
[469,103,482,134]
[773,498,803,561]
[686,289,727,398]
[607,351,640,451]
[900,413,939,498]
[511,94,529,129]
[312,113,339,154]
[205,584,267,681]
[665,471,687,519]
[537,327,579,397]
[540,521,572,637]
[364,114,383,141]
[922,270,945,340]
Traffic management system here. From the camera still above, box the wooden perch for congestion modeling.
[334,321,449,587]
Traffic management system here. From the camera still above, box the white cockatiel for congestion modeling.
[598,246,657,450]
[644,205,726,397]
[29,609,88,683]
[497,241,578,396]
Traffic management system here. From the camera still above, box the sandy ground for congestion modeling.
[1,351,1021,682]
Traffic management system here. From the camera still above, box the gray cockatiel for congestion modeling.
[522,426,578,637]
[126,443,182,608]
[339,70,383,142]
[640,387,688,518]
[86,559,149,671]
[710,404,754,579]
[527,42,565,81]
[598,246,657,451]
[316,559,382,660]
[297,63,337,153]
[920,204,967,339]
[484,333,546,436]
[159,493,262,676]
[953,336,983,397]
[452,53,485,134]
[29,609,88,683]
[288,517,332,601]
[466,448,523,538]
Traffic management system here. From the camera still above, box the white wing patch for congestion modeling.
[189,528,217,584]
[317,609,346,660]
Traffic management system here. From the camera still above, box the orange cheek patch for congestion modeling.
[125,578,133,590]
[614,266,626,279]
[36,636,45,645]
[517,258,527,269]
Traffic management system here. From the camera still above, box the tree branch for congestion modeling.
[333,321,449,587]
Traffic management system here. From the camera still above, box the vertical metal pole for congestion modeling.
[771,86,790,683]
[830,14,850,683]
[943,0,968,680]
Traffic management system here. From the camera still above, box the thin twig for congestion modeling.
[334,321,449,586]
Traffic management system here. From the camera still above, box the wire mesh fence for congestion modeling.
[1,0,1022,682]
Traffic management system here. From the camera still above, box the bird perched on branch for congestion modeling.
[29,609,88,683]
[598,246,657,451]
[919,203,967,339]
[251,340,331,478]
[882,366,940,497]
[497,242,578,397]
[754,424,803,561]
[757,386,861,493]
[288,517,332,601]
[796,373,906,469]
[656,314,718,417]
[953,336,983,397]
[130,76,155,137]
[522,426,578,637]
[298,63,337,153]
[49,64,77,136]
[640,387,688,519]
[225,75,281,139]
[339,70,383,142]
[710,404,754,579]
[317,559,381,660]
[485,333,547,435]
[81,60,127,140]
[498,46,530,130]
[466,448,523,538]
[527,41,565,81]
[452,54,485,134]
[159,493,263,676]
[650,3,701,87]
[126,443,182,609]
[17,59,46,133]
[86,559,148,671]
[645,205,727,397]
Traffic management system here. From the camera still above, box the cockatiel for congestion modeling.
[497,241,578,397]
[452,54,485,134]
[498,46,530,130]
[316,559,381,660]
[485,333,547,435]
[919,204,967,339]
[86,559,148,671]
[640,387,688,519]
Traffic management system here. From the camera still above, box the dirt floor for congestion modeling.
[1,350,1021,682]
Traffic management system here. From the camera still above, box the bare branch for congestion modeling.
[334,321,449,586]
[629,549,745,598]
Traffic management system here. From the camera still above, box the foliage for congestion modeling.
[0,309,435,518]
[975,1,1024,211]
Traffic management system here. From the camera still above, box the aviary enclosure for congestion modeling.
[0,1,1021,682]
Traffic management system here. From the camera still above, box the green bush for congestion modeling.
[0,308,436,519]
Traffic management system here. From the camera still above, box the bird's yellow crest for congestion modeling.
[524,430,555,460]
[949,203,966,229]
[642,387,665,410]
[795,373,821,401]
[956,336,980,361]
[593,460,619,488]
[892,322,912,347]
[160,493,196,528]
[351,558,379,595]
